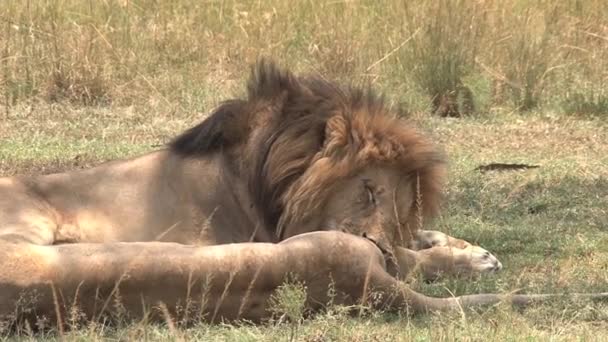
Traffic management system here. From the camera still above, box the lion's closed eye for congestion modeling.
[362,179,377,206]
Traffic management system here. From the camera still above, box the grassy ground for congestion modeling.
[1,0,608,340]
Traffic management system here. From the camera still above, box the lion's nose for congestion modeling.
[361,232,390,254]
[362,232,379,244]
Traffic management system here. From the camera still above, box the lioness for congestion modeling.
[0,60,605,326]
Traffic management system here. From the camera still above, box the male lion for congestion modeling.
[0,60,605,326]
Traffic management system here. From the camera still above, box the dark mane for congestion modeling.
[169,99,248,156]
[169,59,444,240]
[244,60,369,231]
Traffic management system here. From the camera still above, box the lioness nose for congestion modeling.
[493,260,503,272]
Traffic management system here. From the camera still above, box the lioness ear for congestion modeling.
[170,100,248,156]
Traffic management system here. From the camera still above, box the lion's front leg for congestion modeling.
[409,229,473,250]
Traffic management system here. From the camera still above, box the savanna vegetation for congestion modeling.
[1,0,607,340]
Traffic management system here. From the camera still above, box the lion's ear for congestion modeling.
[170,100,248,156]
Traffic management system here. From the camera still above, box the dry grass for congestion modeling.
[1,0,607,116]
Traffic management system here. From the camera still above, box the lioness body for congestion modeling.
[1,61,603,327]
[0,230,506,323]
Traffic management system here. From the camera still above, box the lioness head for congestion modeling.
[171,60,445,250]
